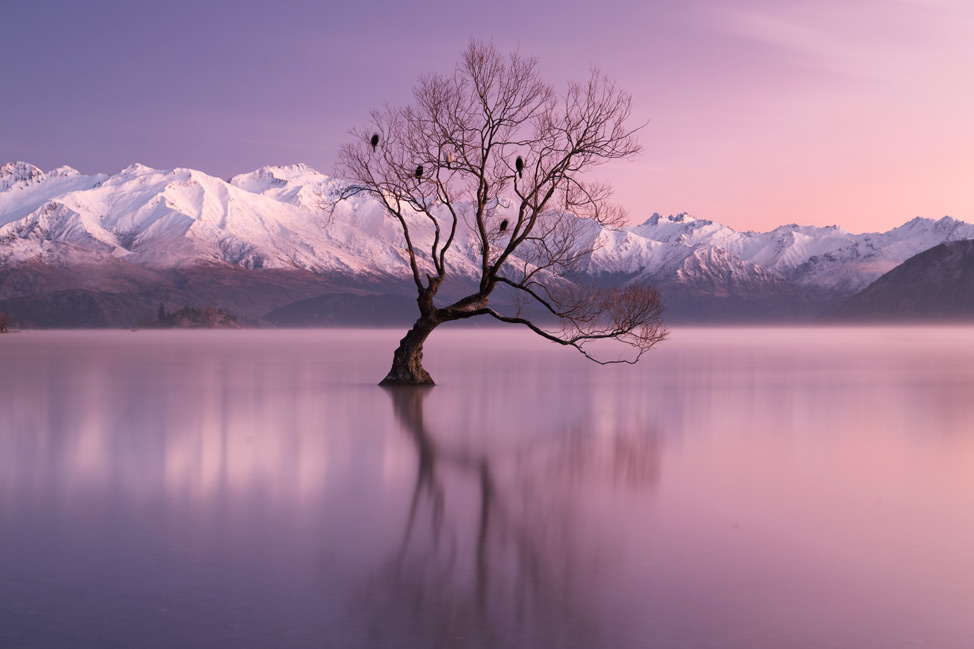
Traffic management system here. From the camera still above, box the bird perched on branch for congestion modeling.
[415,165,424,179]
[370,133,379,150]
[515,156,524,178]
[499,219,509,233]
[444,151,455,169]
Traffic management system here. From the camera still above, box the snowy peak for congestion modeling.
[889,215,965,239]
[228,164,328,194]
[1,161,43,179]
[640,212,707,226]
[229,163,331,208]
[1,162,46,191]
[230,163,320,183]
[120,163,155,175]
[630,212,726,247]
[0,163,109,230]
[0,161,91,194]
[49,165,82,178]
[230,167,291,192]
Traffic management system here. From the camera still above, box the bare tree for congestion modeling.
[332,41,667,385]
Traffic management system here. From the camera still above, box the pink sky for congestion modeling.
[613,0,974,231]
[1,0,971,232]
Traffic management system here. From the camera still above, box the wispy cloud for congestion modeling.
[705,1,961,82]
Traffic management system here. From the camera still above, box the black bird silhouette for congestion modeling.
[415,165,424,179]
[370,133,379,150]
[499,219,509,233]
[515,156,524,178]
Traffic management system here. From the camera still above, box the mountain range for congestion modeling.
[1,161,972,327]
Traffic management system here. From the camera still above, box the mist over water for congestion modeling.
[2,328,973,648]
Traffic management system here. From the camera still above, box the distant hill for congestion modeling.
[0,262,378,327]
[143,304,242,329]
[265,293,418,327]
[829,240,974,321]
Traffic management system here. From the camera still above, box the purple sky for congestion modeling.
[2,0,972,232]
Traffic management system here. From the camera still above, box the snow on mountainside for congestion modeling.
[588,212,974,295]
[2,161,972,304]
[0,162,459,279]
[228,163,327,209]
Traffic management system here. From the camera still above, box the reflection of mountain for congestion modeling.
[350,387,663,649]
[0,333,378,504]
[4,329,974,648]
[0,330,668,649]
[0,330,667,511]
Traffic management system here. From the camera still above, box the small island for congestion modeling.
[139,304,242,329]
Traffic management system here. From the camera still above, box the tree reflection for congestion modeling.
[349,387,663,649]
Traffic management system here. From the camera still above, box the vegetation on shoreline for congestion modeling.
[138,304,242,329]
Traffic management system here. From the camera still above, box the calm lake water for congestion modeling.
[1,327,973,649]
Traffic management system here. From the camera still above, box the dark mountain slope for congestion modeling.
[829,240,974,321]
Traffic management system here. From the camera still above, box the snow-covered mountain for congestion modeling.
[2,160,972,325]
[586,211,974,296]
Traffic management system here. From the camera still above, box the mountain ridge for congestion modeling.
[2,161,971,326]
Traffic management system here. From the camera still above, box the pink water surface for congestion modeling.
[1,327,972,648]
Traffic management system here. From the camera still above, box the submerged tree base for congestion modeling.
[379,317,438,386]
[379,371,435,387]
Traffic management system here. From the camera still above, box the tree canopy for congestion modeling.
[332,40,667,385]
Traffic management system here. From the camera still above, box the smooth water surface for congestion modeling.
[2,327,973,648]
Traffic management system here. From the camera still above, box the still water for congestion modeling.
[1,327,973,649]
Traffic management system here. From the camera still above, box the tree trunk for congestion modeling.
[379,316,441,385]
